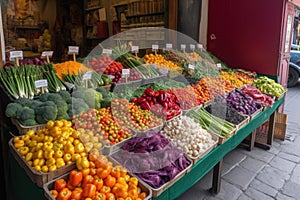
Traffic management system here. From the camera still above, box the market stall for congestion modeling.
[0,38,287,199]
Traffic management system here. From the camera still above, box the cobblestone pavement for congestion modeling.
[177,84,300,200]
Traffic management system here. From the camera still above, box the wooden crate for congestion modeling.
[255,112,288,143]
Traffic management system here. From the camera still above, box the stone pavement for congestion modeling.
[177,84,300,200]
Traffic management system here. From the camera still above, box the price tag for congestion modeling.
[188,64,195,70]
[131,46,139,53]
[108,75,115,79]
[83,71,93,80]
[166,43,173,49]
[122,69,130,76]
[41,51,53,58]
[64,82,75,89]
[68,46,79,55]
[216,63,222,69]
[197,44,203,49]
[180,44,186,51]
[35,79,48,88]
[159,68,168,75]
[102,49,112,55]
[9,51,23,60]
[152,44,159,51]
[190,44,196,51]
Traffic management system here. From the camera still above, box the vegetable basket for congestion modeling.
[43,158,152,200]
[110,152,192,197]
[11,118,46,135]
[187,133,219,165]
[9,138,75,188]
[111,79,142,93]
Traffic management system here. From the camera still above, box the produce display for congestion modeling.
[205,103,248,125]
[54,61,90,80]
[187,107,236,138]
[2,43,288,200]
[49,150,149,200]
[12,119,86,172]
[132,88,181,120]
[72,107,134,146]
[241,85,274,106]
[144,53,181,70]
[225,89,263,115]
[111,98,163,132]
[62,71,112,88]
[112,130,191,189]
[161,116,217,158]
[253,76,286,97]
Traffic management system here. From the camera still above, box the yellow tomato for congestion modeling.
[54,150,63,158]
[48,165,57,172]
[35,149,44,159]
[41,165,49,173]
[63,153,72,162]
[25,152,33,161]
[14,140,25,148]
[56,158,65,168]
[18,146,29,155]
[43,142,53,151]
[71,153,81,162]
[64,143,75,155]
[75,143,85,153]
[44,150,54,160]
[34,165,41,171]
[46,120,55,129]
[54,120,64,128]
[46,158,56,166]
[28,140,37,148]
[25,130,35,137]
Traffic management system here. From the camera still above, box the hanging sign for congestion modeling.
[68,46,79,55]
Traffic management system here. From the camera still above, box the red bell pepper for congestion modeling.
[145,88,155,96]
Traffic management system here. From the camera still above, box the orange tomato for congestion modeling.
[106,193,115,200]
[97,168,111,179]
[71,190,83,200]
[110,167,121,178]
[100,186,111,194]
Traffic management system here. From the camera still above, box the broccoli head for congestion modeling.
[35,101,58,124]
[5,103,23,118]
[16,106,35,122]
[83,88,102,109]
[68,97,89,116]
[20,119,38,126]
[55,100,68,117]
[71,87,87,99]
[58,90,72,104]
[15,98,33,107]
[39,93,63,103]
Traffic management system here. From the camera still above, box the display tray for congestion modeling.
[249,107,263,120]
[275,89,287,101]
[11,118,46,135]
[142,75,166,85]
[9,138,75,188]
[182,105,202,115]
[187,133,219,165]
[111,79,142,92]
[43,159,152,200]
[102,132,137,156]
[110,154,192,198]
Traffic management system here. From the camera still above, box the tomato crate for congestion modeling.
[11,118,46,135]
[9,138,76,188]
[43,159,152,200]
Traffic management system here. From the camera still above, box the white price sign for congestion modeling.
[35,79,48,88]
[122,69,130,76]
[83,71,93,80]
[131,46,139,53]
[108,75,115,79]
[216,63,222,69]
[190,44,195,51]
[41,51,53,58]
[68,46,79,55]
[188,64,195,70]
[102,49,112,55]
[181,44,186,51]
[64,82,75,89]
[9,51,23,60]
[152,44,159,51]
[197,44,203,49]
[166,43,173,49]
[159,68,168,75]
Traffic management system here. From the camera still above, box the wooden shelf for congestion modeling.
[85,6,101,11]
[126,12,165,18]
